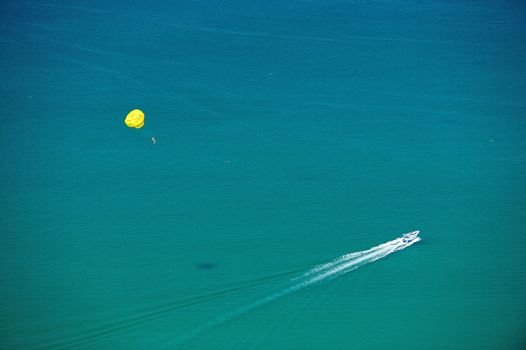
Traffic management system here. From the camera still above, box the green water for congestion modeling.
[1,1,526,349]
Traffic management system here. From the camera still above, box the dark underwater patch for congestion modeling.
[196,262,217,270]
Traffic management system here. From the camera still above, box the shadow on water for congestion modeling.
[196,262,218,270]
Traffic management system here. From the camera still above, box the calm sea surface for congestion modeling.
[1,1,526,349]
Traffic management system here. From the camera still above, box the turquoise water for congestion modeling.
[1,1,526,349]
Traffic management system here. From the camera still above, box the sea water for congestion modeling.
[1,1,525,349]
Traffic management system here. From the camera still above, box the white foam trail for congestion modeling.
[295,238,400,281]
[172,231,421,347]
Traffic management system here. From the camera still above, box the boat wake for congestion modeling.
[31,231,420,349]
[174,230,421,346]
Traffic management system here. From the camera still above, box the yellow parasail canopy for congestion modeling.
[124,109,145,129]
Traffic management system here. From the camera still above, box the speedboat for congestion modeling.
[402,230,420,243]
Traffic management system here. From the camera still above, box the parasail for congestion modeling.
[124,109,145,129]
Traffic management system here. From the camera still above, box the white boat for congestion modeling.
[401,230,420,244]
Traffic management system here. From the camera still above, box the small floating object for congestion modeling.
[124,109,145,129]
